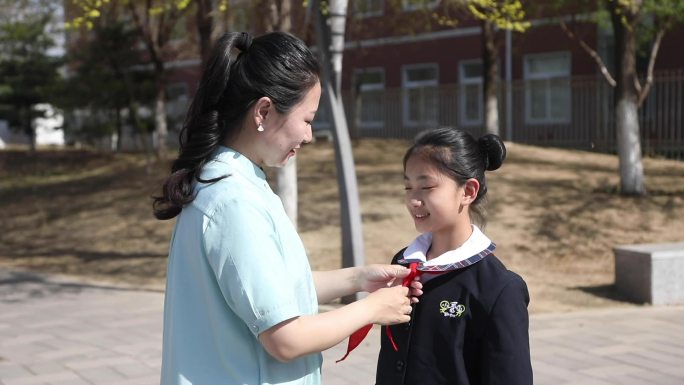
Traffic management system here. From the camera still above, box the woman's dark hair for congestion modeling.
[403,127,506,227]
[153,31,320,220]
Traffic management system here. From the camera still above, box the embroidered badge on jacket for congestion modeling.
[439,300,466,318]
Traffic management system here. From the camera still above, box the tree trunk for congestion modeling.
[115,107,123,152]
[196,0,213,65]
[154,81,168,158]
[268,0,299,227]
[314,0,365,303]
[482,20,499,136]
[277,157,298,228]
[611,6,645,195]
[25,106,36,152]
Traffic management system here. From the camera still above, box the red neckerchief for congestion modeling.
[336,243,495,362]
[336,262,422,363]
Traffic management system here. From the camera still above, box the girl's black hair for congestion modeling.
[153,31,320,220]
[403,127,507,226]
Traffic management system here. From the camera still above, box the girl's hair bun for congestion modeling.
[478,134,506,171]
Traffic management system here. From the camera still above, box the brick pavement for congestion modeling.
[1,270,683,385]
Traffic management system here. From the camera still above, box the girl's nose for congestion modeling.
[408,198,423,207]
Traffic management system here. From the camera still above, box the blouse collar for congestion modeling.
[399,225,495,272]
[212,146,267,183]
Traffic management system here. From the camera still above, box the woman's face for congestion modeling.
[260,82,321,167]
[404,154,468,235]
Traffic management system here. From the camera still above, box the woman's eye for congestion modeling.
[422,186,435,190]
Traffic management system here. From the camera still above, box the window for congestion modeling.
[524,52,571,124]
[402,0,439,11]
[459,61,483,126]
[354,0,383,17]
[354,68,385,128]
[403,64,439,126]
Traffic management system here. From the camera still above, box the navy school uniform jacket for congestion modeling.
[376,249,533,385]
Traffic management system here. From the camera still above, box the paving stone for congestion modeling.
[2,370,83,385]
[1,270,684,385]
[579,363,648,378]
[77,366,126,384]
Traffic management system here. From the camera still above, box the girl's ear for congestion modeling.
[462,178,480,205]
[253,96,272,126]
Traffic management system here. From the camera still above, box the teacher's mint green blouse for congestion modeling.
[160,147,321,385]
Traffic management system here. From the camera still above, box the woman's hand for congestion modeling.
[362,285,413,325]
[356,264,423,303]
[356,264,406,292]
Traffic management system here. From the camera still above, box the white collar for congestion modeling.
[400,225,495,271]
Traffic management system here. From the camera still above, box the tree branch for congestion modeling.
[560,19,616,87]
[127,1,161,69]
[638,27,665,107]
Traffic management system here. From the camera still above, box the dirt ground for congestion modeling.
[1,139,683,314]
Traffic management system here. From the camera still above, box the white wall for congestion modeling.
[0,105,65,148]
[0,120,8,149]
[34,104,65,146]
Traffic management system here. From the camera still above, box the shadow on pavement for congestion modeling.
[0,269,162,304]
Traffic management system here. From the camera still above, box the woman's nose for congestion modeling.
[304,125,313,143]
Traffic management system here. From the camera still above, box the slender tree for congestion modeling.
[349,0,529,136]
[417,0,529,136]
[312,0,366,302]
[258,0,302,228]
[557,0,684,195]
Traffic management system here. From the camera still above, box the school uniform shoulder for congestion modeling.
[391,248,408,265]
[471,255,529,313]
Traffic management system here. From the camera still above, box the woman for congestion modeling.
[153,31,416,385]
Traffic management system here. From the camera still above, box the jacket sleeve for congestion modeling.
[479,274,533,385]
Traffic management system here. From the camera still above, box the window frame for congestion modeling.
[523,51,572,125]
[401,0,439,11]
[353,67,386,128]
[458,60,484,127]
[402,63,439,127]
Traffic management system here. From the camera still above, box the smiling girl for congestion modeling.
[376,127,533,385]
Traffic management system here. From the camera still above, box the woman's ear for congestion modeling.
[462,178,480,205]
[253,96,272,126]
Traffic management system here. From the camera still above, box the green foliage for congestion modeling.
[55,20,156,138]
[462,0,530,32]
[67,0,192,30]
[554,0,684,70]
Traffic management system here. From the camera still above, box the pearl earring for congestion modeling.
[257,123,265,132]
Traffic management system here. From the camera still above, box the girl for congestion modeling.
[376,127,533,385]
[154,32,414,385]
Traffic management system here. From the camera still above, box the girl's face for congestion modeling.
[259,82,321,167]
[404,154,470,235]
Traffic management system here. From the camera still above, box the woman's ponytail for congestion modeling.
[153,33,249,220]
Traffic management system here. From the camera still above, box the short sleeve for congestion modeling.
[203,198,303,337]
[480,275,533,385]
